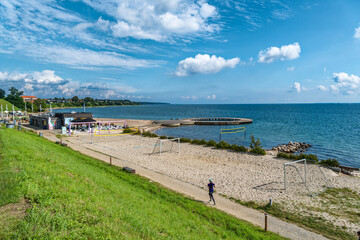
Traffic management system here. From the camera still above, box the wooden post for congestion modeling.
[110,156,112,165]
[264,213,268,232]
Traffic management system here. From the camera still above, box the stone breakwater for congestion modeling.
[272,141,311,153]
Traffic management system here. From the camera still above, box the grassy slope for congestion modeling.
[0,99,18,111]
[0,128,286,240]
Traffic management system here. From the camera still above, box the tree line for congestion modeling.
[0,87,140,112]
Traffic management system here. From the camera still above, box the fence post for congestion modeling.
[264,213,268,232]
[110,156,112,165]
[284,164,287,193]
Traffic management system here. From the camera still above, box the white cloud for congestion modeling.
[330,72,360,95]
[175,54,240,77]
[287,66,295,71]
[82,0,218,42]
[0,70,138,98]
[0,0,163,70]
[181,96,198,100]
[317,85,328,91]
[207,94,216,100]
[354,26,360,39]
[258,42,301,63]
[26,45,161,69]
[290,82,301,93]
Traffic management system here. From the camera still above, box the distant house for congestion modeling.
[21,96,38,103]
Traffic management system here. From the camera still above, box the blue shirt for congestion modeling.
[208,182,215,193]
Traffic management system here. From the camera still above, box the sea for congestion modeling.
[53,104,360,168]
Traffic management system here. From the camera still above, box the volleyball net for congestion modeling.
[219,126,246,141]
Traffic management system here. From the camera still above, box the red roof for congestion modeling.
[21,96,37,98]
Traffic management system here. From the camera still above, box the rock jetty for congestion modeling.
[272,141,311,153]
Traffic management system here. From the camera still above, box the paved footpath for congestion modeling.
[41,131,328,240]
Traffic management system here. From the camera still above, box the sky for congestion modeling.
[0,0,360,103]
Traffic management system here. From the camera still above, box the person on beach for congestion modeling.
[208,179,216,205]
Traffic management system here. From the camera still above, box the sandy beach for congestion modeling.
[65,133,360,234]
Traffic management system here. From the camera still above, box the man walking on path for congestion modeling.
[208,179,216,205]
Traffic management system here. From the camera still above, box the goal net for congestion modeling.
[284,159,332,197]
[152,138,180,155]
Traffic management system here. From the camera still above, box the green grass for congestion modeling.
[0,128,286,240]
[0,99,18,111]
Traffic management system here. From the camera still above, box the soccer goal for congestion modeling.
[152,138,180,155]
[284,159,332,197]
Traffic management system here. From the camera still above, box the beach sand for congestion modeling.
[66,133,360,233]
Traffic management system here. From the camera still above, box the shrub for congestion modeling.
[277,152,319,162]
[198,139,207,145]
[216,141,231,149]
[180,138,192,143]
[231,144,248,152]
[123,128,136,133]
[159,136,167,139]
[249,134,262,149]
[320,159,340,167]
[206,140,217,147]
[142,131,158,138]
[191,139,203,145]
[250,146,266,155]
[249,135,265,155]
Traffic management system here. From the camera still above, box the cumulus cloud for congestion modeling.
[317,85,328,91]
[290,82,302,93]
[258,42,301,63]
[329,72,360,95]
[0,70,138,98]
[207,94,216,100]
[84,0,218,42]
[175,54,240,77]
[354,26,360,39]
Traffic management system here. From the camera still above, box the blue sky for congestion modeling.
[1,0,360,103]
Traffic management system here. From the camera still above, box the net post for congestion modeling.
[160,140,162,156]
[284,164,287,193]
[304,159,307,187]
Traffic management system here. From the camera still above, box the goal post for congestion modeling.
[152,138,180,155]
[284,158,332,197]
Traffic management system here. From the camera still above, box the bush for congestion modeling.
[250,146,266,155]
[198,139,207,145]
[123,128,137,133]
[142,131,158,138]
[277,152,319,162]
[206,140,217,147]
[230,144,248,152]
[180,138,192,143]
[249,134,262,149]
[191,139,203,145]
[249,135,265,155]
[216,141,231,149]
[320,159,340,167]
[159,136,168,139]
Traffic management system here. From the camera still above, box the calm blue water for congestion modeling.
[53,104,360,168]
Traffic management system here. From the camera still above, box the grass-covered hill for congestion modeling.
[0,127,285,240]
[0,99,18,111]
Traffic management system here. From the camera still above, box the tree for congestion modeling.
[8,87,23,98]
[5,87,24,109]
[0,88,5,99]
[33,99,47,112]
[71,96,80,103]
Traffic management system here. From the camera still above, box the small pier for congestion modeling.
[153,117,252,127]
